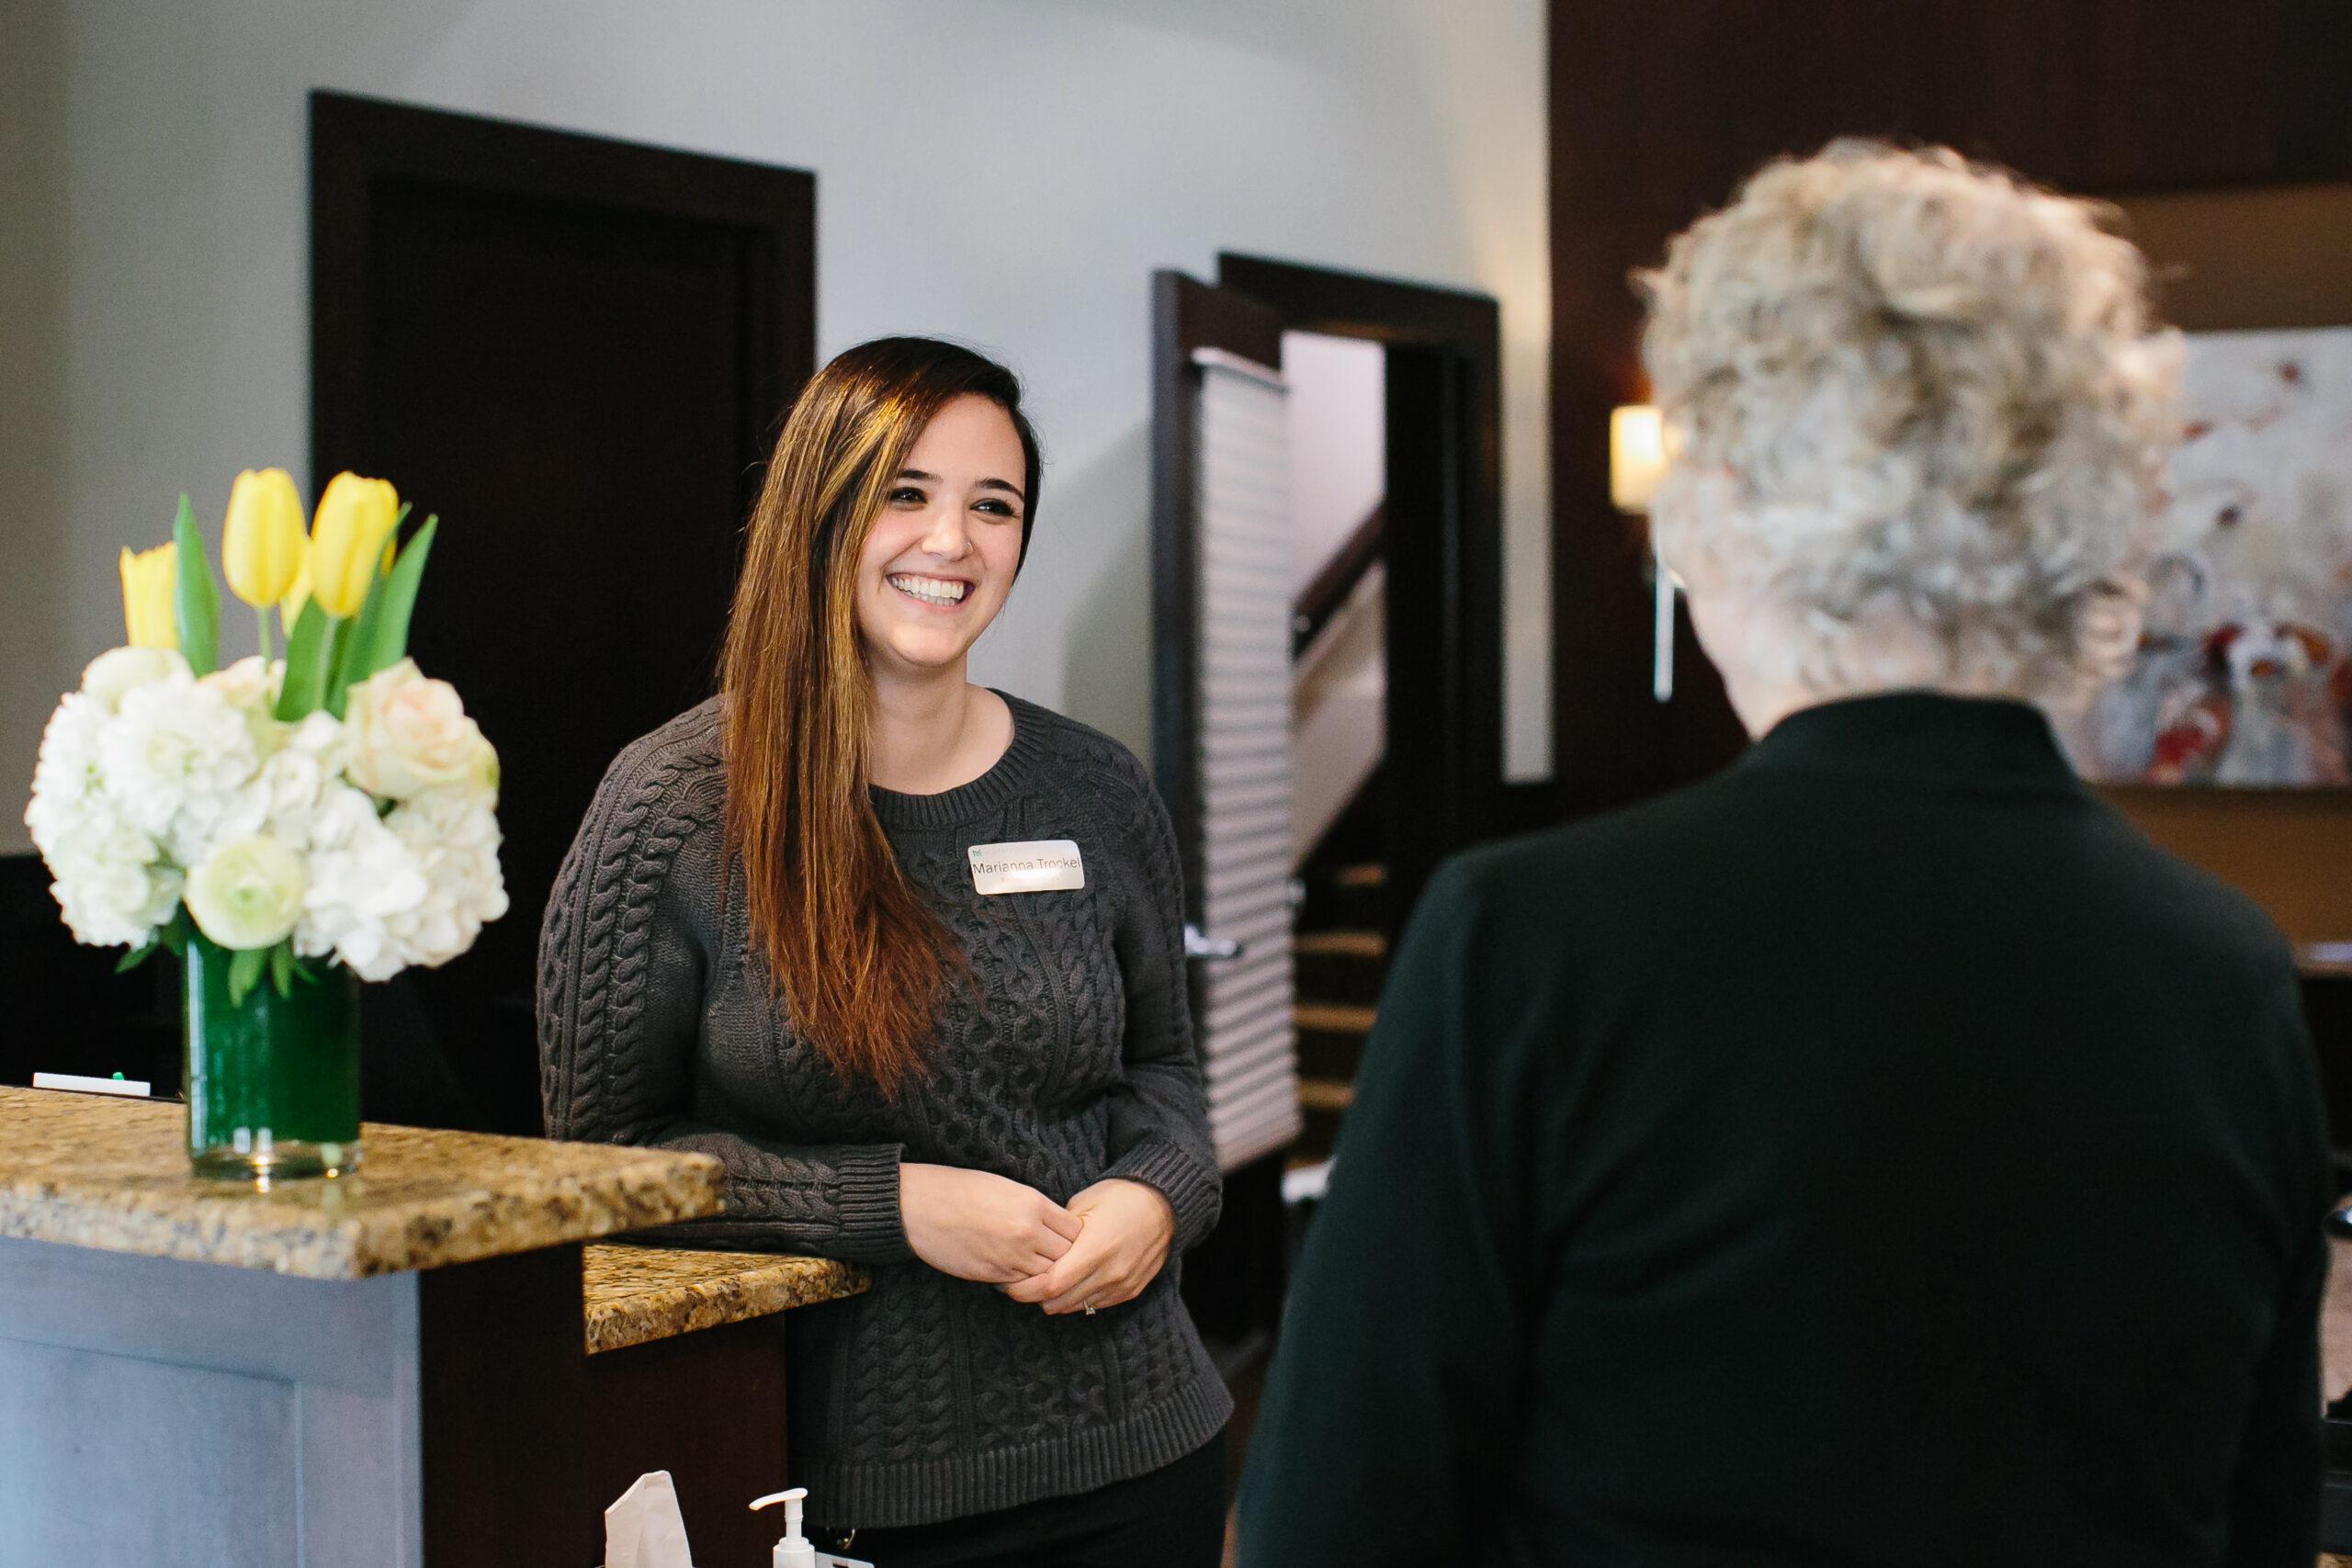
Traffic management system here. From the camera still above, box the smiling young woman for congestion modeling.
[538,338,1230,1566]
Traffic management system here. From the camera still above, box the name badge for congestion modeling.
[968,839,1086,895]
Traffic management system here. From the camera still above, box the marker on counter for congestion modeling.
[31,1071,152,1098]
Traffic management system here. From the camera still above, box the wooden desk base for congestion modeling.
[0,1235,844,1566]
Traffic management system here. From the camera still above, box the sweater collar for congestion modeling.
[1739,691,2086,790]
[867,690,1052,832]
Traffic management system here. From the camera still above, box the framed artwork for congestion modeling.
[2062,324,2352,784]
[2056,183,2352,789]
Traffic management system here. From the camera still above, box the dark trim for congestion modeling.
[2280,0,2352,181]
[586,1309,792,1564]
[1292,502,1385,658]
[1216,253,1508,919]
[309,90,816,491]
[1180,1151,1289,1357]
[1149,271,1285,928]
[418,1245,591,1564]
[1217,254,1498,346]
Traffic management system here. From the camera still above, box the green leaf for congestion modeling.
[268,942,294,998]
[356,514,435,681]
[329,563,390,716]
[226,945,267,1007]
[274,598,334,720]
[115,942,158,975]
[326,505,424,714]
[157,908,191,958]
[171,495,220,677]
[323,616,357,718]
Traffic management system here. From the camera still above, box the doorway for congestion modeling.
[1210,254,1507,931]
[1148,255,1506,1425]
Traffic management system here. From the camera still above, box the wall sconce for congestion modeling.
[1610,403,1667,513]
[1610,403,1676,704]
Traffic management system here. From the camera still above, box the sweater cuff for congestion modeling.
[833,1143,914,1264]
[1104,1138,1222,1252]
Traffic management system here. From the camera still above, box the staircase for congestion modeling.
[1289,779,1392,1166]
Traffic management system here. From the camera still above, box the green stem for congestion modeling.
[256,604,273,665]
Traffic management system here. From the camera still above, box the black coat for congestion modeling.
[1239,694,2329,1566]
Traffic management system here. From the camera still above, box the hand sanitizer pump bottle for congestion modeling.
[750,1487,817,1568]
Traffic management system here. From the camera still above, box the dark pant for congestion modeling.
[820,1432,1227,1568]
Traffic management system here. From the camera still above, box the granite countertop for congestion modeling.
[0,1086,724,1280]
[2304,943,2352,979]
[581,1243,868,1354]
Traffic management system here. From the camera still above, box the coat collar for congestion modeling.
[1740,692,2086,791]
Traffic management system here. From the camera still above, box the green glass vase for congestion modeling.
[182,933,363,1179]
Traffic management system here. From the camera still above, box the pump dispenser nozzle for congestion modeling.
[751,1486,816,1568]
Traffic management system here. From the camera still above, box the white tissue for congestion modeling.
[605,1470,694,1568]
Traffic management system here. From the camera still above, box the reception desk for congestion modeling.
[0,1087,865,1566]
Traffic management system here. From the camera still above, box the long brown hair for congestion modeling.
[721,338,1043,1096]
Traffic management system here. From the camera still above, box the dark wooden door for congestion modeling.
[311,94,815,1132]
[1213,254,1508,925]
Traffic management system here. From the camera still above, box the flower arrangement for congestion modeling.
[25,470,506,1004]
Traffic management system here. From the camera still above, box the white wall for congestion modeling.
[1,0,1552,853]
[1283,331,1386,596]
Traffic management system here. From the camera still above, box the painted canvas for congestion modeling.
[2062,325,2352,786]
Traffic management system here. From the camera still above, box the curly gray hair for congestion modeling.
[1637,141,2181,705]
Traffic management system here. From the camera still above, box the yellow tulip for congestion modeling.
[220,468,307,608]
[119,542,178,649]
[307,472,401,618]
[280,556,312,626]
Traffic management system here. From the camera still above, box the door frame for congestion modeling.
[1214,254,1506,924]
[309,90,816,498]
[1148,271,1289,915]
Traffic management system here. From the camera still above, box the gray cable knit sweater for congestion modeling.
[537,693,1231,1529]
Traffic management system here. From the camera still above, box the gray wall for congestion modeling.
[1,0,1553,855]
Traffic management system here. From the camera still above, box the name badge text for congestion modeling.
[968,839,1086,895]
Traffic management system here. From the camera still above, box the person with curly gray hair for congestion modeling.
[1239,142,2329,1566]
[1642,139,2179,727]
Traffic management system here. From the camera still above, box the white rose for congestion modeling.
[299,784,430,980]
[198,655,282,714]
[81,646,192,714]
[345,660,496,801]
[184,832,308,950]
[382,785,508,969]
[96,677,263,866]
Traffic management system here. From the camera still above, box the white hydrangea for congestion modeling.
[198,655,284,755]
[238,710,349,853]
[96,674,263,868]
[27,643,504,978]
[26,688,181,949]
[381,784,509,971]
[82,647,192,714]
[297,784,431,981]
[25,692,107,856]
[43,806,181,949]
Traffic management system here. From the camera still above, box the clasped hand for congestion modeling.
[899,1163,1174,1315]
